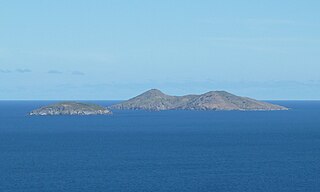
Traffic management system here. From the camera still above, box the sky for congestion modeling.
[1,0,320,100]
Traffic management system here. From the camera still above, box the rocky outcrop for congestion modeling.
[29,102,112,115]
[109,89,288,111]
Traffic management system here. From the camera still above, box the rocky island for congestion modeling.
[109,89,288,111]
[29,102,112,115]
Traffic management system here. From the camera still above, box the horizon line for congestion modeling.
[0,99,319,101]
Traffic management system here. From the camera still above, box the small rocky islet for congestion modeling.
[29,89,288,115]
[29,102,112,116]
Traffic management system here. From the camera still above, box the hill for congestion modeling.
[109,89,288,111]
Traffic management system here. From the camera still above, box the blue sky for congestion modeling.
[1,0,320,100]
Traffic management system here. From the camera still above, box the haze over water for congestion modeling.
[1,101,319,192]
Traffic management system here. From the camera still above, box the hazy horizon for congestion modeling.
[1,0,320,100]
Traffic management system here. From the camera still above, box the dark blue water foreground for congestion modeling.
[0,101,320,192]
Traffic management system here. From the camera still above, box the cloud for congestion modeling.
[0,69,12,73]
[16,69,31,73]
[72,71,85,76]
[47,70,63,74]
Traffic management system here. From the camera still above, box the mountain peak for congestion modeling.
[138,89,167,97]
[145,89,164,94]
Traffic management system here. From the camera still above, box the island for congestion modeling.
[29,102,112,115]
[109,89,288,111]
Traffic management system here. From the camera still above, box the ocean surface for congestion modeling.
[0,101,319,192]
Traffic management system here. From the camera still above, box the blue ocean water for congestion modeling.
[0,101,320,192]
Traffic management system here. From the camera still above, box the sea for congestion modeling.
[0,101,319,192]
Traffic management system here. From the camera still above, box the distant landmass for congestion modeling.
[110,89,288,111]
[29,90,288,115]
[29,102,112,115]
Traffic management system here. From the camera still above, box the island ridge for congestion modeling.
[109,89,288,111]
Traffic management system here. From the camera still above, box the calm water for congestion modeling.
[0,101,320,192]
